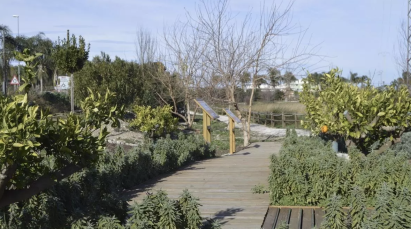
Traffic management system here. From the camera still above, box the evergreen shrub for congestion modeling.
[0,134,215,228]
[270,130,411,228]
[269,129,411,207]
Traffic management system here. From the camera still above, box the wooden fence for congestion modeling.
[240,110,305,129]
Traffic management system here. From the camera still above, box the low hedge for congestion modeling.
[269,130,411,228]
[0,133,216,228]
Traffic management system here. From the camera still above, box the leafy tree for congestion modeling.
[0,25,18,92]
[390,71,411,89]
[268,68,282,88]
[52,30,90,111]
[18,33,55,92]
[301,68,411,154]
[309,72,323,86]
[349,71,360,84]
[75,53,143,108]
[282,71,296,89]
[0,50,123,208]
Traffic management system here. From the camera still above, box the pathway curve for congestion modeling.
[124,142,282,229]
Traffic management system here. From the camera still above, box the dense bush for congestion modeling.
[321,184,411,228]
[74,53,167,109]
[27,91,71,113]
[130,105,178,138]
[301,68,411,154]
[269,130,411,207]
[0,134,216,228]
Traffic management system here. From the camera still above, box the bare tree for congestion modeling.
[393,20,410,84]
[163,20,208,127]
[135,28,157,65]
[190,0,317,146]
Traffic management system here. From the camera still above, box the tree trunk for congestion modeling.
[0,164,17,201]
[0,164,82,208]
[245,83,256,146]
[39,64,43,93]
[71,73,74,112]
[186,101,192,128]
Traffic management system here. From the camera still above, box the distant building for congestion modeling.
[244,79,304,92]
[276,79,304,92]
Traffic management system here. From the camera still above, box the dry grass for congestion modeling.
[239,101,306,114]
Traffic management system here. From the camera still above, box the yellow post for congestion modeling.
[194,98,219,144]
[203,111,211,143]
[206,113,211,142]
[229,117,236,154]
[203,111,208,143]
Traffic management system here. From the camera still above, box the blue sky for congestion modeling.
[0,0,406,84]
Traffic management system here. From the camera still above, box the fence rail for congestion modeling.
[243,111,305,129]
[210,106,305,129]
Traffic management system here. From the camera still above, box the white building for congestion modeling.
[275,79,304,92]
[244,79,304,92]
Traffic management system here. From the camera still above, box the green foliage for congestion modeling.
[127,189,202,229]
[0,49,124,209]
[31,92,71,113]
[269,131,411,207]
[202,219,222,229]
[52,30,89,74]
[0,134,215,228]
[391,132,411,157]
[14,48,43,93]
[321,195,346,229]
[251,184,268,194]
[75,54,145,108]
[320,184,411,228]
[300,68,411,153]
[276,222,290,229]
[74,53,171,109]
[130,105,177,138]
[349,186,367,229]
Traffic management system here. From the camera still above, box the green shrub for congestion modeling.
[126,189,202,229]
[0,134,215,228]
[321,184,411,228]
[301,68,411,154]
[130,105,178,138]
[269,130,411,207]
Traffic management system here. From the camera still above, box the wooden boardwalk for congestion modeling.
[124,142,282,229]
[262,206,325,229]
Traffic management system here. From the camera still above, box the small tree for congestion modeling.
[192,0,315,146]
[53,30,89,112]
[0,50,123,208]
[301,68,411,154]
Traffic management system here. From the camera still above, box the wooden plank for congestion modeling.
[302,208,313,229]
[261,207,279,229]
[276,208,291,228]
[314,208,325,227]
[125,141,282,229]
[288,208,300,229]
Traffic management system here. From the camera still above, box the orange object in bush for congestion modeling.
[321,125,328,133]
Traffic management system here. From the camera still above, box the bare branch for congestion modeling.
[0,163,82,208]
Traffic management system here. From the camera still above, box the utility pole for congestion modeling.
[2,31,6,95]
[12,15,20,84]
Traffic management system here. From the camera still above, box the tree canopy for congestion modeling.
[52,30,89,74]
[0,50,123,208]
